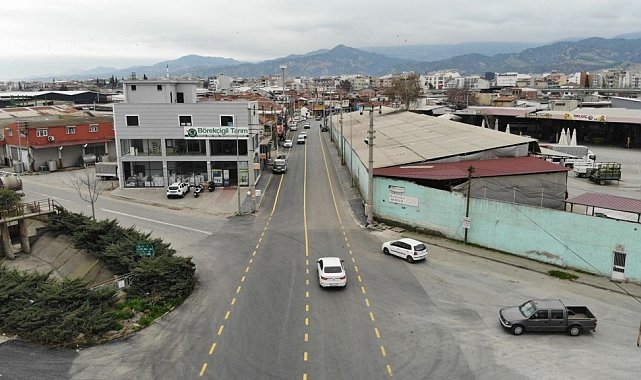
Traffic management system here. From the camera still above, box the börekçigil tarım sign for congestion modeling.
[184,126,249,138]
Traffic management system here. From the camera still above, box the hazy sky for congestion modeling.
[2,0,640,80]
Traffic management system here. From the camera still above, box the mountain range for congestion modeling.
[46,36,641,80]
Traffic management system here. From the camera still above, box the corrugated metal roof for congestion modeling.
[565,192,641,214]
[374,156,568,180]
[338,108,535,169]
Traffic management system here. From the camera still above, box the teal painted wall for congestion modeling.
[374,177,641,282]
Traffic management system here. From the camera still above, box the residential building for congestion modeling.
[113,80,261,189]
[495,72,518,87]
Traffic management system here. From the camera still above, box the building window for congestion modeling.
[131,85,137,91]
[126,115,139,126]
[36,128,48,137]
[210,139,247,156]
[5,129,13,137]
[66,126,76,135]
[220,115,234,127]
[177,92,184,103]
[89,124,98,133]
[179,115,192,126]
[121,139,162,156]
[165,139,205,156]
[157,85,162,91]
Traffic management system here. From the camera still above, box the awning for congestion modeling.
[565,192,641,222]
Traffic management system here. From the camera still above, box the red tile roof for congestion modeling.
[374,156,569,180]
[565,192,641,215]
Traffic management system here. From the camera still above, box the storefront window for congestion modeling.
[210,139,248,156]
[167,161,208,185]
[166,139,206,156]
[121,139,161,156]
[122,161,164,187]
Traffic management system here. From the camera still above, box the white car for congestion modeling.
[300,131,307,139]
[297,135,306,144]
[166,182,190,198]
[381,238,428,262]
[284,139,293,148]
[316,257,347,287]
[304,122,310,129]
[290,124,298,131]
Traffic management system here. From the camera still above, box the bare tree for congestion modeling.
[447,84,478,110]
[386,72,422,110]
[68,166,103,220]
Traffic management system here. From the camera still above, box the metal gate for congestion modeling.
[612,251,626,280]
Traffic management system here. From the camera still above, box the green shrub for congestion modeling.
[548,270,579,281]
[0,188,21,210]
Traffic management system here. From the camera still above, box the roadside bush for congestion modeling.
[0,188,21,210]
[0,206,197,347]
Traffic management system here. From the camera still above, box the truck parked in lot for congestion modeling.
[499,299,597,336]
[588,162,621,185]
[541,144,596,168]
[95,162,119,180]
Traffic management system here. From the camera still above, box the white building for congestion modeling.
[495,72,519,87]
[113,80,261,189]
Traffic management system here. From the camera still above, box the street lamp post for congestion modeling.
[362,105,380,227]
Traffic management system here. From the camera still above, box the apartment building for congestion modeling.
[113,80,261,189]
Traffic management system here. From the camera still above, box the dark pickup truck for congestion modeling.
[499,299,597,336]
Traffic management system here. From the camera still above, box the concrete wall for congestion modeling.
[374,177,641,282]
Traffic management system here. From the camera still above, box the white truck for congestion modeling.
[95,162,119,180]
[542,144,596,168]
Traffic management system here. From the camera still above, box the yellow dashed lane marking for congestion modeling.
[224,311,230,320]
[357,275,362,282]
[380,345,387,357]
[369,312,375,321]
[304,333,309,342]
[303,374,308,380]
[241,275,246,282]
[354,265,359,272]
[217,325,224,336]
[387,364,393,376]
[199,363,207,376]
[365,298,370,307]
[361,286,367,294]
[305,304,310,312]
[305,291,310,298]
[305,279,309,285]
[231,298,236,305]
[236,286,242,294]
[245,266,250,273]
[304,351,308,361]
[305,317,309,326]
[209,342,217,355]
[374,327,381,338]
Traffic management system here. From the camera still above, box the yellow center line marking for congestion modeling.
[255,244,260,250]
[231,298,236,305]
[387,364,393,376]
[369,312,376,321]
[305,259,309,266]
[258,237,262,244]
[305,279,309,285]
[252,251,257,257]
[305,304,310,312]
[305,291,310,298]
[346,242,350,248]
[305,268,309,274]
[245,267,250,273]
[380,345,387,357]
[354,265,359,272]
[303,374,308,380]
[374,327,381,338]
[271,173,285,215]
[249,258,253,264]
[209,342,217,355]
[199,363,208,377]
[304,333,309,342]
[357,275,362,282]
[349,249,353,255]
[217,325,224,336]
[303,140,310,259]
[305,317,309,326]
[365,298,370,307]
[241,275,246,282]
[261,231,265,238]
[351,257,356,263]
[361,286,367,294]
[236,286,242,294]
[304,351,308,361]
[224,311,230,320]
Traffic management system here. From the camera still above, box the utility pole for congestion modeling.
[340,94,344,164]
[365,106,377,227]
[464,165,475,244]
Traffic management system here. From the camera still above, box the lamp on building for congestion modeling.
[360,105,381,227]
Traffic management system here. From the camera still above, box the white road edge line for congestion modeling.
[30,191,79,204]
[102,208,213,235]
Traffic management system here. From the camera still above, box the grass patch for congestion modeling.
[548,270,579,281]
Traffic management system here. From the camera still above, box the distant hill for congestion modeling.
[48,36,641,80]
[361,41,539,62]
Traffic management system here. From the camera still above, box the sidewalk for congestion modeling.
[321,131,641,300]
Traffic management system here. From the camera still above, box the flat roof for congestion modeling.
[528,107,641,124]
[338,109,535,169]
[374,156,568,180]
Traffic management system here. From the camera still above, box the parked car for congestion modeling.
[300,131,307,139]
[499,299,597,336]
[381,238,428,262]
[166,182,190,198]
[284,139,293,148]
[316,257,347,287]
[304,122,310,129]
[272,158,287,174]
[297,135,306,144]
[290,124,298,131]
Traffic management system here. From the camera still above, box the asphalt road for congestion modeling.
[2,134,641,379]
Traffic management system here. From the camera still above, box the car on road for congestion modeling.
[300,131,307,139]
[166,182,190,198]
[316,257,347,287]
[297,135,306,144]
[284,139,293,148]
[381,238,428,262]
[304,122,310,129]
[290,124,298,131]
